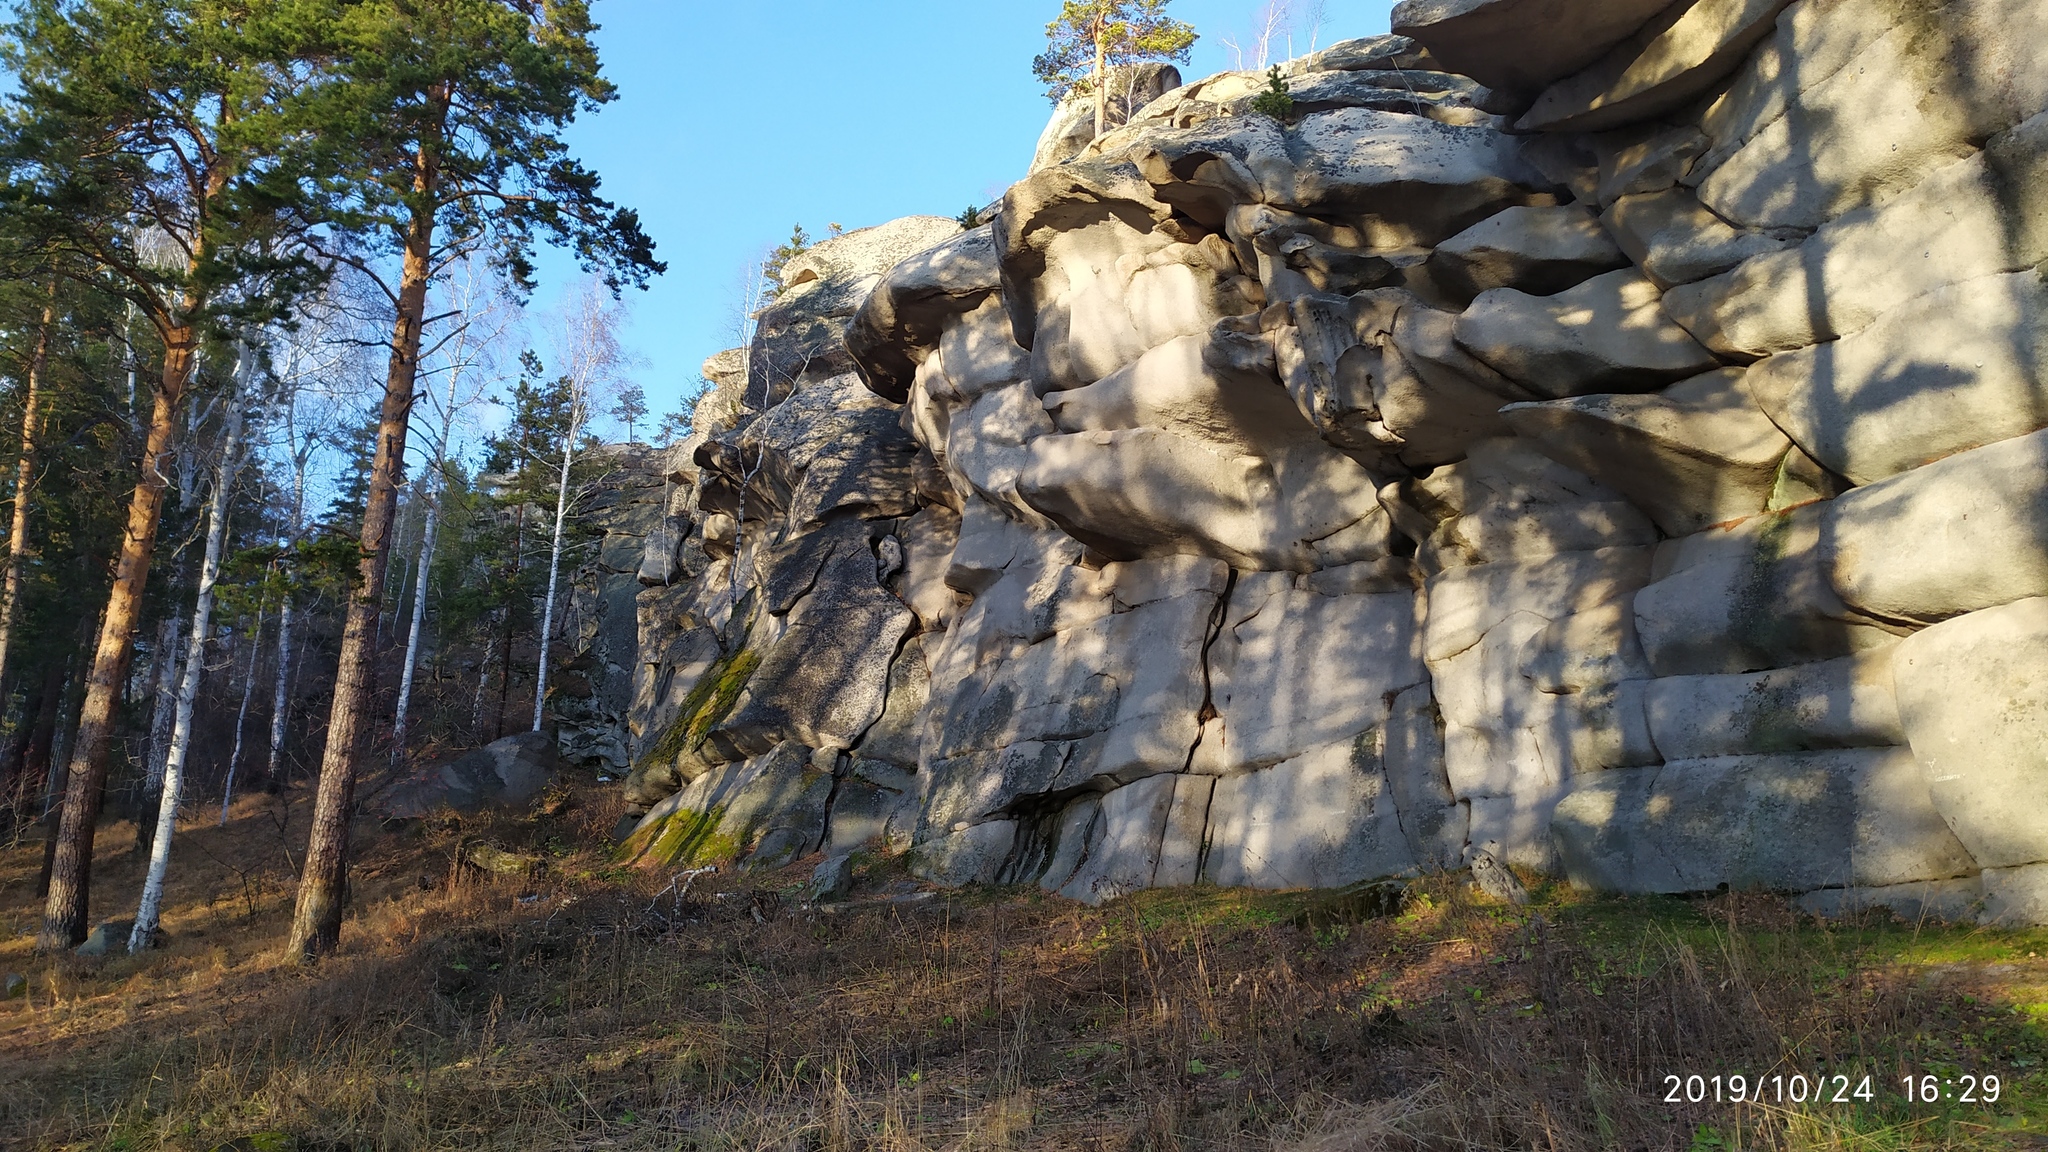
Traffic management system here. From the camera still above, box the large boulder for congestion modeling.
[1983,865,2048,927]
[1127,109,1547,247]
[1401,438,1660,569]
[1516,0,1795,133]
[916,555,1225,834]
[1552,748,1977,894]
[1271,289,1534,470]
[1390,0,1681,95]
[750,216,966,403]
[710,543,916,759]
[1031,63,1184,172]
[1893,599,2048,870]
[1500,367,1791,536]
[1825,427,2048,625]
[848,226,1004,403]
[1023,330,1389,571]
[1632,505,1900,676]
[621,742,834,869]
[1743,271,2048,486]
[1600,188,1791,290]
[381,732,564,819]
[1045,774,1192,901]
[1426,204,1630,302]
[1455,269,1721,397]
[1191,574,1425,776]
[1691,0,2048,232]
[1664,111,2048,358]
[1201,736,1423,889]
[1265,69,1490,127]
[1642,646,1904,761]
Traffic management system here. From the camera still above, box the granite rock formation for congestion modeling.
[603,0,2048,925]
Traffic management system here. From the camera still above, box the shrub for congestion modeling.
[1250,65,1294,121]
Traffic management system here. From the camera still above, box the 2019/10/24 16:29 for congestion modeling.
[1661,1073,2003,1105]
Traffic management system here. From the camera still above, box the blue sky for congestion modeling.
[535,0,1400,424]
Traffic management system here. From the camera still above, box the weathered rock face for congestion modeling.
[552,444,677,772]
[601,11,2048,925]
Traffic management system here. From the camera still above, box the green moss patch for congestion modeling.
[620,803,742,868]
[634,642,762,776]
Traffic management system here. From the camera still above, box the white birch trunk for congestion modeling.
[131,356,249,953]
[266,591,293,783]
[532,436,575,732]
[267,403,312,786]
[392,328,473,761]
[220,604,263,823]
[390,496,437,758]
[143,618,181,797]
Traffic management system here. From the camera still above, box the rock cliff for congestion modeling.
[604,0,2048,926]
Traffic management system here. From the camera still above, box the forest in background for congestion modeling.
[0,0,676,960]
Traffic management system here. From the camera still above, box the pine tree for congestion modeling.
[762,224,811,299]
[1033,1,1197,138]
[611,384,647,444]
[281,0,662,960]
[2,0,331,951]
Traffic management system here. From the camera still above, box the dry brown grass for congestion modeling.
[2,782,2045,1152]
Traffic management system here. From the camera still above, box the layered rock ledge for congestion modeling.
[604,0,2048,926]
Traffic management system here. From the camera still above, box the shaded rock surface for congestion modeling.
[381,732,565,819]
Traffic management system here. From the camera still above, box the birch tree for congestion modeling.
[218,597,263,821]
[261,298,356,787]
[532,282,623,732]
[4,0,329,951]
[130,342,255,952]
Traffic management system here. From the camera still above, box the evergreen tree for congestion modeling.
[282,0,663,960]
[611,383,646,444]
[762,224,810,299]
[1,0,332,951]
[1033,0,1197,138]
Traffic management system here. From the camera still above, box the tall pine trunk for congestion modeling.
[39,334,196,950]
[132,360,246,951]
[1092,14,1108,138]
[0,284,55,692]
[289,147,441,959]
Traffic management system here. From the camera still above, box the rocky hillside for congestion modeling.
[592,0,2048,926]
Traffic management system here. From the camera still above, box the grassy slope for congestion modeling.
[2,780,2044,1152]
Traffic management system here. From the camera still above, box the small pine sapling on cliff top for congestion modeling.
[1251,65,1295,120]
[762,225,811,300]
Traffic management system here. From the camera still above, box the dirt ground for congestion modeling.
[3,778,2046,1151]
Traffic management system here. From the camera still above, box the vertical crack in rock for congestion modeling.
[1182,567,1239,776]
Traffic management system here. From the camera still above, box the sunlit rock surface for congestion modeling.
[595,10,2048,925]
